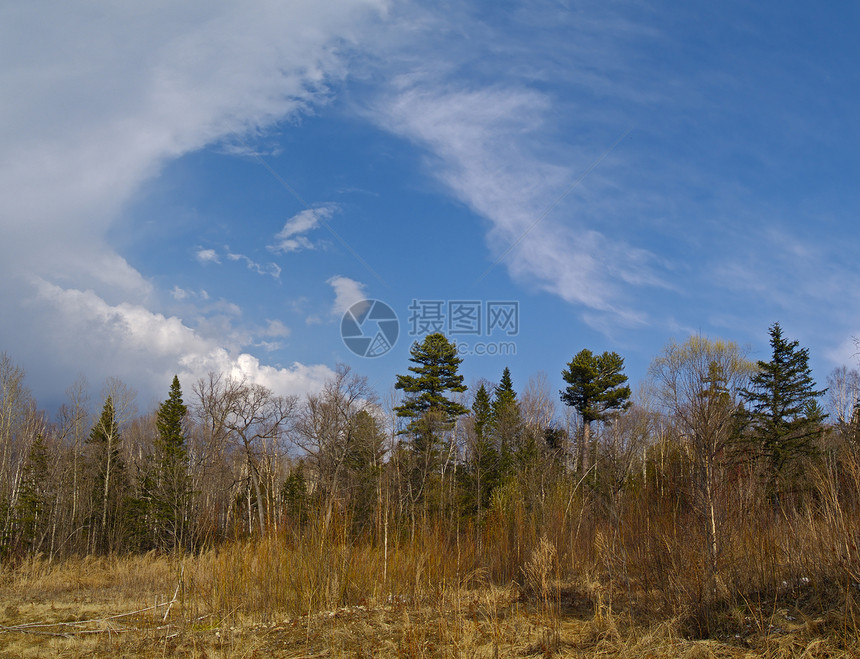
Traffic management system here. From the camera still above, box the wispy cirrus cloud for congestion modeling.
[363,0,860,367]
[226,250,281,280]
[371,81,664,325]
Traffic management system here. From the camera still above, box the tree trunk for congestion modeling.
[101,438,112,550]
[579,421,592,475]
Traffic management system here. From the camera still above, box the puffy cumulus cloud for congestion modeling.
[171,286,190,301]
[269,205,338,253]
[0,1,386,403]
[223,354,334,398]
[263,320,291,338]
[327,275,368,316]
[195,249,221,265]
[31,280,333,400]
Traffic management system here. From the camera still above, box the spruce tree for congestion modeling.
[472,384,492,443]
[281,462,309,527]
[153,376,189,551]
[491,367,517,418]
[16,434,51,553]
[468,384,500,513]
[740,323,826,495]
[343,409,385,533]
[490,367,523,473]
[88,396,128,553]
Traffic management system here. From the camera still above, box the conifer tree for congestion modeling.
[468,384,500,513]
[16,433,51,553]
[153,376,189,551]
[472,384,492,443]
[344,409,385,533]
[740,323,826,495]
[491,367,517,418]
[490,367,523,473]
[281,462,309,527]
[394,333,468,430]
[88,396,129,552]
[561,350,631,474]
[394,333,468,510]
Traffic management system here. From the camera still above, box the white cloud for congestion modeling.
[827,335,860,370]
[225,250,281,280]
[269,205,338,253]
[225,354,334,397]
[370,81,664,320]
[195,248,220,264]
[327,275,367,316]
[1,0,384,274]
[171,286,212,303]
[171,286,189,301]
[32,280,332,399]
[0,0,386,403]
[263,319,291,338]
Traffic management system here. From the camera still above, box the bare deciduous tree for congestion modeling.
[649,336,752,601]
[293,364,381,531]
[0,354,46,552]
[827,365,860,429]
[194,373,295,534]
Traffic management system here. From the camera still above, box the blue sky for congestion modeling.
[1,0,859,412]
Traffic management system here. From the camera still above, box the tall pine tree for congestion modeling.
[561,350,631,474]
[472,384,492,444]
[394,333,468,431]
[394,333,468,510]
[491,367,517,418]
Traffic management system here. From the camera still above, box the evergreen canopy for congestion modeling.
[472,384,492,442]
[394,333,468,431]
[492,367,517,418]
[560,349,631,424]
[155,375,188,463]
[740,322,826,477]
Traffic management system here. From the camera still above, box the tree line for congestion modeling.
[0,322,858,570]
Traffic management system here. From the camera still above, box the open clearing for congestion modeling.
[1,553,857,658]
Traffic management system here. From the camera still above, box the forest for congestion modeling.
[1,322,860,656]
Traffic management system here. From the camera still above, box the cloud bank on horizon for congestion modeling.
[1,0,859,409]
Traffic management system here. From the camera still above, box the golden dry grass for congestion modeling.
[1,546,858,658]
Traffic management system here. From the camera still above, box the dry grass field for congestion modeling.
[1,533,858,659]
